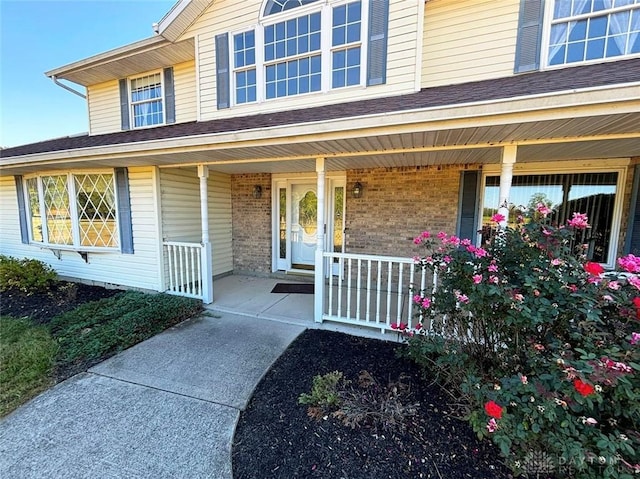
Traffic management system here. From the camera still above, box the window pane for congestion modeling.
[42,175,73,245]
[482,172,618,263]
[26,178,43,242]
[547,1,640,65]
[279,188,287,259]
[130,73,163,127]
[74,174,118,248]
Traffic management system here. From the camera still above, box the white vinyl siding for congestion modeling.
[88,80,121,135]
[181,0,419,121]
[159,167,233,276]
[0,168,161,291]
[421,0,520,88]
[87,62,197,136]
[174,60,198,123]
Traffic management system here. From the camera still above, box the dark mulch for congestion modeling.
[0,281,121,325]
[233,330,512,479]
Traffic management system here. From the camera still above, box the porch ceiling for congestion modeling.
[2,110,639,176]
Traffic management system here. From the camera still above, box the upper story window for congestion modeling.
[130,72,164,127]
[228,0,373,106]
[25,172,119,249]
[546,0,640,66]
[264,0,320,16]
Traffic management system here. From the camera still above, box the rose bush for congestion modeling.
[403,205,640,478]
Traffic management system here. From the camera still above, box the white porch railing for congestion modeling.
[163,241,204,300]
[322,252,437,333]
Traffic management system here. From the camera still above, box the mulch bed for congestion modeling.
[233,329,513,479]
[0,281,121,325]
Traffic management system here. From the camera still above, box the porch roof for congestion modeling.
[1,58,639,175]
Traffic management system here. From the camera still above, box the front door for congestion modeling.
[291,183,317,269]
[273,176,345,273]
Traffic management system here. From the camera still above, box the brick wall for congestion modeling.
[345,165,469,258]
[231,173,272,274]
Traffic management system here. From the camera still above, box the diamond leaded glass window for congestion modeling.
[25,172,119,249]
[75,174,118,247]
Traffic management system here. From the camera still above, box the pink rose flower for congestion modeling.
[491,213,505,223]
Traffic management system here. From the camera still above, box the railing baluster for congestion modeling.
[376,260,382,325]
[166,245,174,293]
[386,261,392,327]
[356,258,362,322]
[397,262,404,326]
[346,257,352,319]
[196,246,202,297]
[408,264,415,328]
[337,256,343,318]
[328,254,334,316]
[366,259,372,323]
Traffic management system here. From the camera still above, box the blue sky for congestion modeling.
[0,0,175,148]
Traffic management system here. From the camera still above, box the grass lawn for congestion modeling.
[0,317,57,417]
[0,289,202,417]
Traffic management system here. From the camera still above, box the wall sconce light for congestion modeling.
[352,182,363,199]
[252,185,262,199]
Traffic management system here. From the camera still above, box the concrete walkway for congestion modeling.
[0,313,305,479]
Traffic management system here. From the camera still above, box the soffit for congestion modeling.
[2,113,638,176]
[47,38,195,86]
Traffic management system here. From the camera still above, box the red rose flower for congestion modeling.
[484,400,503,419]
[573,379,595,397]
[633,297,640,309]
[584,262,604,276]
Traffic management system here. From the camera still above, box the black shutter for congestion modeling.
[164,67,176,124]
[215,33,230,109]
[457,171,480,242]
[514,0,545,73]
[14,175,29,244]
[115,168,134,254]
[625,165,640,255]
[367,0,390,86]
[119,79,130,130]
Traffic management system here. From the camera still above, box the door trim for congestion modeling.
[271,173,346,273]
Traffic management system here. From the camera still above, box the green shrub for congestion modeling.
[49,291,202,364]
[0,255,57,295]
[404,208,640,478]
[0,317,58,416]
[299,370,345,410]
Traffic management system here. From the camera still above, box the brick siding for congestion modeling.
[345,165,467,258]
[231,173,272,274]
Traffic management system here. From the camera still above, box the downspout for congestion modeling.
[49,75,86,99]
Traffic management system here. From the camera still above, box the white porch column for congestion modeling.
[314,157,326,323]
[198,164,214,304]
[498,145,518,226]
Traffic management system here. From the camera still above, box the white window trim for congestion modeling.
[541,0,640,70]
[128,70,166,129]
[479,160,628,269]
[23,170,121,252]
[230,0,369,107]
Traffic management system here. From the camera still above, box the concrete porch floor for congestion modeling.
[208,274,403,341]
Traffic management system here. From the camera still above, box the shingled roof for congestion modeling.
[2,58,639,159]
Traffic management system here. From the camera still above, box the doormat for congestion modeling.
[271,283,314,294]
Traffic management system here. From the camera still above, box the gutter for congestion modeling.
[50,75,86,99]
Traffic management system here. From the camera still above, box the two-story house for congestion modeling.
[1,0,639,331]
